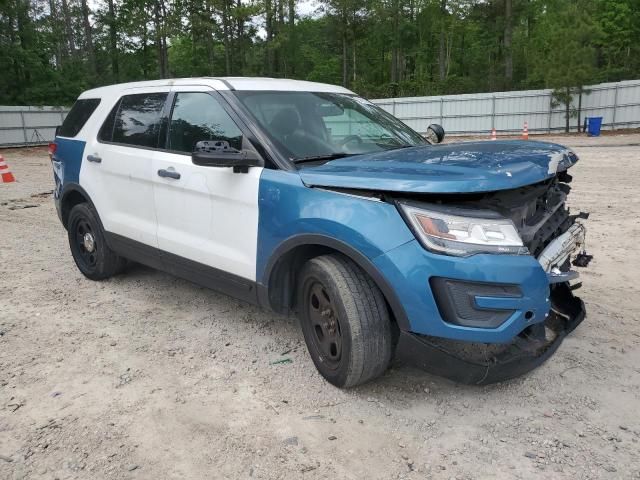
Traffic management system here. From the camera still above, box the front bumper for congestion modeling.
[374,240,551,343]
[395,282,585,384]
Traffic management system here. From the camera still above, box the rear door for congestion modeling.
[152,86,263,284]
[81,88,169,249]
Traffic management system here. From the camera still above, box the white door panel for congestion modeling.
[154,152,262,280]
[152,89,261,281]
[81,86,169,248]
[81,144,157,246]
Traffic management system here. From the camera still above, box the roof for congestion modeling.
[79,77,354,98]
[221,77,354,93]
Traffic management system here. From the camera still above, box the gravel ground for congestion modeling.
[1,135,639,480]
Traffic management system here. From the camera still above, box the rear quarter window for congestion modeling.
[103,93,167,148]
[58,98,101,137]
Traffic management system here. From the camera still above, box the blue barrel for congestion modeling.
[586,116,603,136]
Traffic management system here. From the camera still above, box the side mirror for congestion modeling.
[192,140,263,173]
[426,124,445,144]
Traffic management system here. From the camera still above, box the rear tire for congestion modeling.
[67,203,126,280]
[297,254,394,388]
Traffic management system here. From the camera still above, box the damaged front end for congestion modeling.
[395,169,591,385]
[397,283,585,384]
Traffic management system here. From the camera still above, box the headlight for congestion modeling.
[398,201,529,257]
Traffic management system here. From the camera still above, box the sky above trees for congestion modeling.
[1,0,638,105]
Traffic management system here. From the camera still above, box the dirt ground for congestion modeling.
[1,134,639,480]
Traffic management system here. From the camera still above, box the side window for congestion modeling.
[168,92,243,153]
[110,93,167,148]
[58,98,101,137]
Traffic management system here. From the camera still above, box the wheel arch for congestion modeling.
[259,234,410,331]
[60,184,102,231]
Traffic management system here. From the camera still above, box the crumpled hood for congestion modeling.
[298,140,578,194]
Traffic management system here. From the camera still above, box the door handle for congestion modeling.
[87,154,102,163]
[157,169,181,180]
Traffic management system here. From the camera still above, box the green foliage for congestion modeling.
[525,0,602,131]
[529,0,599,89]
[1,0,639,105]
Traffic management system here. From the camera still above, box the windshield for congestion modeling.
[233,91,428,162]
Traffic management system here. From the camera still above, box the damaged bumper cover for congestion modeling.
[540,222,587,279]
[396,282,585,385]
[395,221,590,385]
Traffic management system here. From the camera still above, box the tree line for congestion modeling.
[1,0,639,106]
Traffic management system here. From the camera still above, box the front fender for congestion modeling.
[259,233,412,331]
[256,170,415,327]
[256,171,414,275]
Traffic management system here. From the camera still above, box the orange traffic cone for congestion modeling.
[522,121,529,140]
[0,155,16,183]
[490,127,497,140]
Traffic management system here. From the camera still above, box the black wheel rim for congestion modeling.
[306,281,342,370]
[74,218,97,269]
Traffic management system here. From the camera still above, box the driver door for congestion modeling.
[152,86,263,283]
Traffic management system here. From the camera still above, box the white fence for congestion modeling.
[0,106,68,147]
[1,79,639,146]
[371,79,640,136]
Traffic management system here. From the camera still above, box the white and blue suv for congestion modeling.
[50,77,590,387]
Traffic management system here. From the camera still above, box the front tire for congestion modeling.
[297,254,394,388]
[67,203,125,280]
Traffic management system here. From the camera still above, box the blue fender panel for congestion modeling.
[51,137,86,204]
[373,240,551,343]
[256,169,414,284]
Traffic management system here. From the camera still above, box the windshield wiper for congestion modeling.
[382,143,415,151]
[292,152,359,164]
